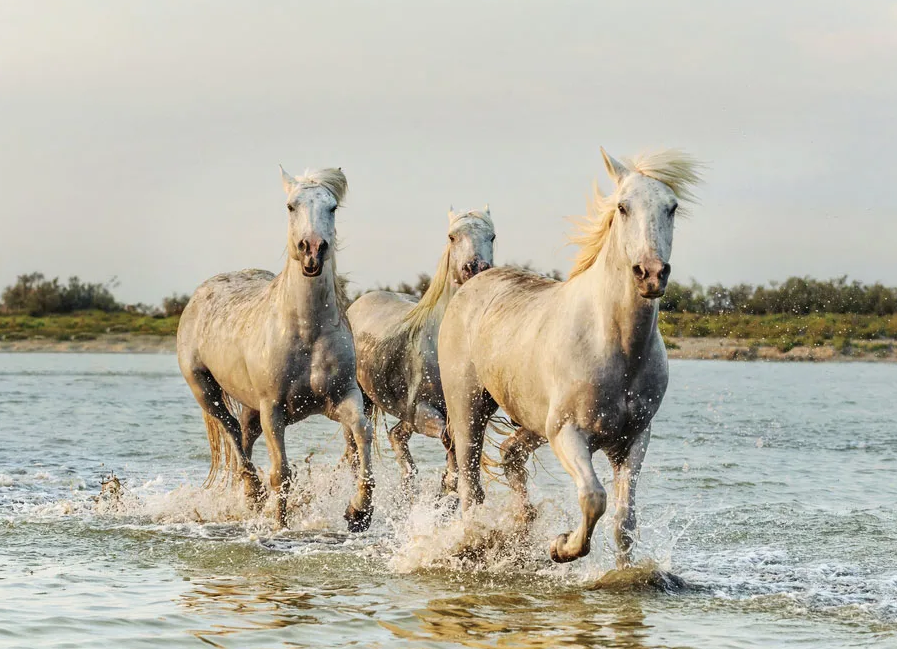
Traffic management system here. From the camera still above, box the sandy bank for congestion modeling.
[0,334,176,354]
[1,334,895,361]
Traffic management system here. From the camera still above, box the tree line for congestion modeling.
[3,270,897,317]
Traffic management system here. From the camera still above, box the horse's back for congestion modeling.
[440,267,567,432]
[177,269,275,369]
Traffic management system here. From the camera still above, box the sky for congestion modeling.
[1,1,895,304]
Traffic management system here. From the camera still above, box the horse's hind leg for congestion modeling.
[610,426,651,569]
[387,421,416,497]
[411,402,456,495]
[187,369,264,504]
[548,423,607,563]
[500,428,545,523]
[240,408,262,459]
[448,390,494,511]
[237,408,267,509]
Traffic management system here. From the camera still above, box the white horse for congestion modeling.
[345,207,495,494]
[177,167,375,531]
[438,148,701,565]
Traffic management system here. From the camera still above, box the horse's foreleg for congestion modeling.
[500,428,545,523]
[340,392,372,474]
[611,426,651,569]
[332,390,375,532]
[548,423,607,563]
[341,423,360,474]
[259,402,290,527]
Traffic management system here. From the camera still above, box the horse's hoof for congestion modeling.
[344,504,373,533]
[549,532,581,564]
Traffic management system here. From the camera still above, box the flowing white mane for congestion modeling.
[294,167,349,206]
[569,149,702,279]
[402,208,494,334]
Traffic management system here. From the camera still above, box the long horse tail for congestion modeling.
[201,392,242,488]
[480,414,518,485]
[442,413,515,484]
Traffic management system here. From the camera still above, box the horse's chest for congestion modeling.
[583,378,663,439]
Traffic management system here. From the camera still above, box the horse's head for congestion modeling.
[602,149,684,299]
[447,206,496,284]
[281,166,347,277]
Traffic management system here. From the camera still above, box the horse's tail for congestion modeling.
[202,393,242,488]
[442,412,515,483]
[480,414,518,484]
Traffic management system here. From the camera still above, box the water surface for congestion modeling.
[1,354,895,648]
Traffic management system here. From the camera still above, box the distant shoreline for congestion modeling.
[1,334,895,362]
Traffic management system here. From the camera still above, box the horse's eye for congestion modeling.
[449,234,456,242]
[617,203,627,216]
[490,234,496,242]
[669,204,678,217]
[287,204,296,213]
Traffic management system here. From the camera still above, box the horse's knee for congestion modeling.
[580,488,607,521]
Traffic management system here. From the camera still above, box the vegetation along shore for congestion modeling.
[1,272,895,360]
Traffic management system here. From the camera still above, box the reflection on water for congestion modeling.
[181,576,320,644]
[391,591,652,649]
[177,567,660,649]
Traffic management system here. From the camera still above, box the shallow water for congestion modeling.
[0,354,895,648]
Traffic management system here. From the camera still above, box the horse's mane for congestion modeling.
[568,150,701,279]
[295,167,349,206]
[402,208,494,335]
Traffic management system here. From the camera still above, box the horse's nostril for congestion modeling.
[298,240,308,253]
[318,240,329,254]
[632,265,646,280]
[660,263,671,279]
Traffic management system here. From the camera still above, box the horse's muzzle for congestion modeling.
[461,259,492,282]
[632,260,671,299]
[298,237,328,277]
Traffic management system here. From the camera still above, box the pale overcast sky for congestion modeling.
[1,1,895,304]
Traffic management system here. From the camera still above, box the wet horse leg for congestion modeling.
[240,408,262,459]
[187,369,264,504]
[259,401,291,528]
[331,389,376,532]
[452,392,494,511]
[499,428,545,523]
[411,402,455,495]
[548,423,607,563]
[238,407,266,508]
[611,426,651,569]
[341,392,371,475]
[387,421,416,497]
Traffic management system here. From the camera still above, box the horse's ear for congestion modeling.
[280,165,297,194]
[600,147,629,185]
[484,203,490,217]
[447,205,455,223]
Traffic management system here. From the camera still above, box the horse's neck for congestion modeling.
[274,258,342,336]
[572,238,659,358]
